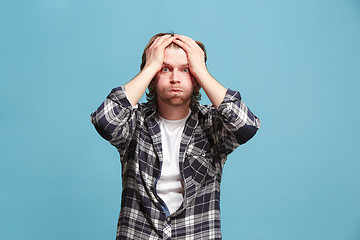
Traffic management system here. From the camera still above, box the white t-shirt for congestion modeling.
[157,112,190,215]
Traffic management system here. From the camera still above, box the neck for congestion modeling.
[157,101,190,120]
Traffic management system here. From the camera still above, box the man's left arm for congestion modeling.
[174,35,260,152]
[217,88,260,144]
[172,34,226,108]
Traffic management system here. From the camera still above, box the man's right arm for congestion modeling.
[124,65,158,106]
[90,35,175,149]
[124,35,175,106]
[90,86,136,150]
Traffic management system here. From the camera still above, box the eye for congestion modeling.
[162,67,170,72]
[182,68,189,73]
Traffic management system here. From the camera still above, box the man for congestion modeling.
[91,33,260,240]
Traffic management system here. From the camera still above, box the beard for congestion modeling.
[168,96,191,106]
[158,94,192,107]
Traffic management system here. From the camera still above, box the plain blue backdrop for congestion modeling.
[1,0,360,239]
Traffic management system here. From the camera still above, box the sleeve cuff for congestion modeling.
[222,88,242,103]
[107,85,133,107]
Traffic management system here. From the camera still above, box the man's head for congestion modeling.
[141,33,207,107]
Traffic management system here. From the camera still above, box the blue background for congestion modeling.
[1,0,360,239]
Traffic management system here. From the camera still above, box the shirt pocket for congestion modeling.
[186,148,216,183]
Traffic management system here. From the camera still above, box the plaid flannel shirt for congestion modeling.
[91,86,260,240]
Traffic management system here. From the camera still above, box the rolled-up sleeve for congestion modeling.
[215,89,261,157]
[90,85,137,149]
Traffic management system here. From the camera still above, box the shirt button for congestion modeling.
[166,217,171,222]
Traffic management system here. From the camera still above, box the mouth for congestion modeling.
[169,89,182,93]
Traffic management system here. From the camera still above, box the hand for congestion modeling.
[144,34,175,72]
[172,34,208,77]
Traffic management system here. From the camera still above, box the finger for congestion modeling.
[152,34,173,48]
[174,35,192,47]
[158,35,176,49]
[172,39,191,52]
[174,34,198,48]
[148,35,163,48]
[147,35,168,51]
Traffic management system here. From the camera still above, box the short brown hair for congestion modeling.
[141,33,207,107]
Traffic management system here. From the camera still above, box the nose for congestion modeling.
[170,70,180,83]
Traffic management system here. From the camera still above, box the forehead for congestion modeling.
[163,47,188,65]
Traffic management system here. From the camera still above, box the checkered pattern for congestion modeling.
[91,85,260,239]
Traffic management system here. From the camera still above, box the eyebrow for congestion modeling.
[163,62,189,67]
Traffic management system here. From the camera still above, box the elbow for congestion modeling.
[91,112,113,141]
[94,123,112,141]
[236,124,259,145]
